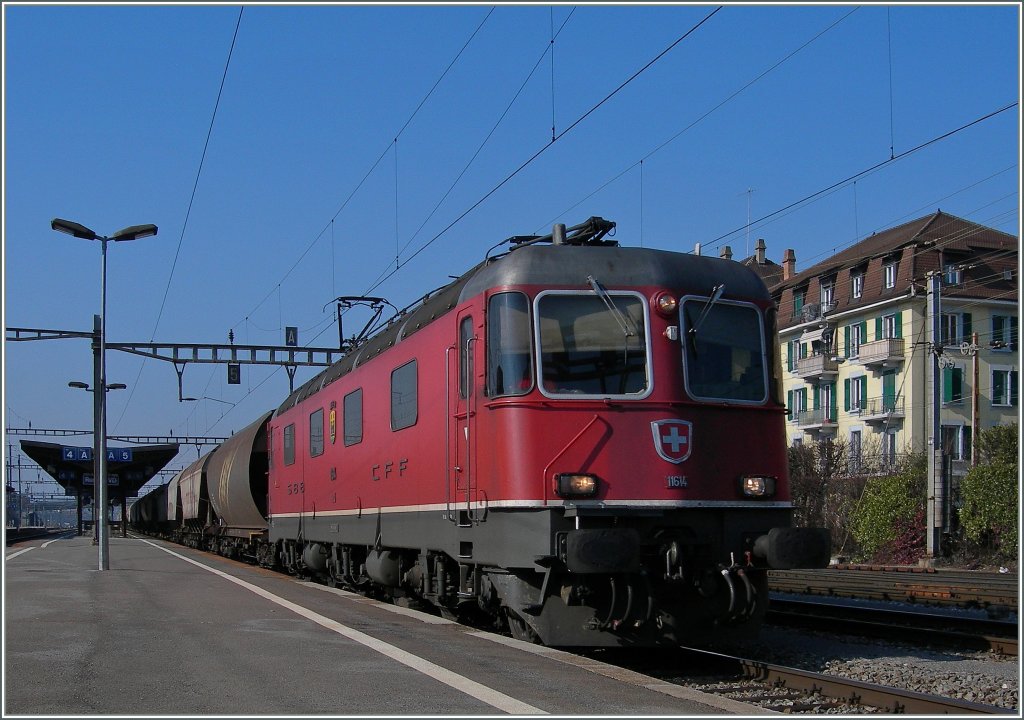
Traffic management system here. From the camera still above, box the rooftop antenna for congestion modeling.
[745,187,756,258]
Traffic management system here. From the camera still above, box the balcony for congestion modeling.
[794,407,837,433]
[858,396,905,425]
[793,353,839,380]
[857,338,905,369]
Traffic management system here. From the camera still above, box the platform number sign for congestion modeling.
[228,363,241,385]
[285,326,298,347]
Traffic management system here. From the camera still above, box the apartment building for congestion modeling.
[747,211,1018,477]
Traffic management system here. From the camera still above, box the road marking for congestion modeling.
[42,538,64,548]
[5,547,36,561]
[141,539,545,715]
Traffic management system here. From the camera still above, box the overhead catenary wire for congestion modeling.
[112,8,244,435]
[361,6,724,299]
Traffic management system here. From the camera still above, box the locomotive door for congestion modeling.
[447,311,478,526]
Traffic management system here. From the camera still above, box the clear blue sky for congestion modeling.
[3,3,1020,496]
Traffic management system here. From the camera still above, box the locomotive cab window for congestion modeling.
[535,291,650,398]
[344,388,363,446]
[681,297,767,403]
[283,423,296,466]
[487,292,533,396]
[309,408,324,457]
[459,316,474,399]
[391,360,418,430]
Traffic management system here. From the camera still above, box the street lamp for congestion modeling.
[53,218,157,570]
[67,380,126,549]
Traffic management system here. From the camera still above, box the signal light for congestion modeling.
[653,292,678,317]
[554,473,599,498]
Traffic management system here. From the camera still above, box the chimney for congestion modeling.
[755,238,766,265]
[782,249,796,280]
[720,245,733,261]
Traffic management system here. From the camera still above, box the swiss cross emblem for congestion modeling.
[651,420,692,464]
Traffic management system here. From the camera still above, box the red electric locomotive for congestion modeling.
[263,217,830,647]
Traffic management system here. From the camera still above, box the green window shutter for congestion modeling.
[993,371,1005,404]
[963,426,972,460]
[787,390,794,418]
[844,378,851,411]
[943,367,952,402]
[786,341,794,372]
[953,368,962,401]
[861,378,868,410]
[844,326,851,357]
[962,313,972,342]
[860,320,868,343]
[875,316,883,341]
[1011,370,1019,406]
[829,382,838,418]
[895,311,903,339]
[812,385,820,410]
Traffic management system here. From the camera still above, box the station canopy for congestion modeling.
[20,440,179,501]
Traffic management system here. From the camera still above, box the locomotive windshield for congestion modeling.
[681,298,767,403]
[535,291,649,397]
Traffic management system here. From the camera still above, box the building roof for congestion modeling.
[740,255,784,288]
[772,210,1017,293]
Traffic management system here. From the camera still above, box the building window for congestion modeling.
[849,429,862,473]
[941,425,972,462]
[820,280,835,308]
[793,289,805,315]
[940,312,972,347]
[851,272,864,299]
[943,263,962,286]
[846,375,866,413]
[845,322,865,358]
[283,423,295,466]
[344,388,362,446]
[884,262,897,289]
[881,430,897,469]
[991,315,1017,351]
[309,408,324,458]
[391,360,418,431]
[942,365,963,404]
[787,387,807,422]
[992,368,1019,407]
[882,313,898,339]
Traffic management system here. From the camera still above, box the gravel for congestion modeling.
[711,624,1020,712]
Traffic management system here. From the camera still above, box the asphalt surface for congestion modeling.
[4,534,764,716]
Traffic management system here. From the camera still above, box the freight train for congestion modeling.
[130,217,830,647]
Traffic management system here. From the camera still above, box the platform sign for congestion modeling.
[285,326,298,346]
[107,448,132,463]
[228,363,241,385]
[83,474,119,486]
[62,446,92,462]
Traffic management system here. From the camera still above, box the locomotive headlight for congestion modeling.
[653,292,678,317]
[741,475,777,497]
[555,473,599,498]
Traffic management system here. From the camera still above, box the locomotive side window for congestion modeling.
[459,316,474,399]
[344,388,363,446]
[487,292,533,396]
[535,291,649,398]
[309,408,324,457]
[391,360,418,430]
[283,423,296,466]
[681,298,768,403]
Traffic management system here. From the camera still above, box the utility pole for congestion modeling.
[972,331,980,466]
[926,272,944,559]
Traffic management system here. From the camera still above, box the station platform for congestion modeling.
[4,535,765,716]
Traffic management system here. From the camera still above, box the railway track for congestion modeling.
[677,647,1017,714]
[767,596,1019,656]
[769,566,1018,611]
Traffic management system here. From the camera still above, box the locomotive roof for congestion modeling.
[276,244,770,414]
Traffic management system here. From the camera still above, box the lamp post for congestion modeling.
[53,218,157,570]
